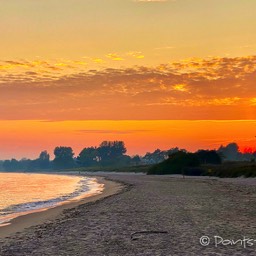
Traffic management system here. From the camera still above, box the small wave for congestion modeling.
[0,176,103,226]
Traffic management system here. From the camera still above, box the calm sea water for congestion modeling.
[0,173,103,226]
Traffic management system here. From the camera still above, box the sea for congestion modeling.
[0,172,103,226]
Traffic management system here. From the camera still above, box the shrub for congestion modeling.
[147,151,200,175]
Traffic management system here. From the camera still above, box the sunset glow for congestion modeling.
[0,120,255,159]
[1,0,256,159]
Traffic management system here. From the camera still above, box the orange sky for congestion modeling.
[1,0,256,159]
[0,120,255,159]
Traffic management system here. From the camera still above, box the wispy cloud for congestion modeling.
[93,58,105,64]
[154,46,175,50]
[106,53,124,61]
[126,51,145,59]
[77,129,151,134]
[0,50,146,83]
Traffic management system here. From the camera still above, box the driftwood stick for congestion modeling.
[131,231,168,240]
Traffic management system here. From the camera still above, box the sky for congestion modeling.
[1,0,256,159]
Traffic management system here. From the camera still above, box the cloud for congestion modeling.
[77,129,151,134]
[0,58,88,82]
[93,58,105,64]
[106,53,124,61]
[154,46,175,50]
[126,51,145,59]
[1,55,256,120]
[149,97,242,107]
[172,84,188,92]
[0,51,147,82]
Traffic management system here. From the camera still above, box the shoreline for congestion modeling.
[0,177,123,239]
[1,174,256,255]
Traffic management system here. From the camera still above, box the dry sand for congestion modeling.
[1,174,256,255]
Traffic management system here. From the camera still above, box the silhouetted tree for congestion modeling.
[19,158,32,170]
[0,161,3,171]
[142,149,166,164]
[53,146,75,169]
[148,151,200,175]
[3,159,20,171]
[97,141,127,165]
[217,143,240,161]
[38,150,50,169]
[195,150,222,165]
[77,147,98,167]
[131,155,141,166]
[142,147,187,165]
[167,147,185,156]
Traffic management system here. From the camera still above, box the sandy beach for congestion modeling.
[1,174,256,255]
[0,177,123,239]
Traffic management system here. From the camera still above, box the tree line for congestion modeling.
[147,143,256,176]
[0,141,138,171]
[147,150,222,175]
[0,142,255,172]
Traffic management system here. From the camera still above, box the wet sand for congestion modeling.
[1,174,256,255]
[0,177,123,239]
